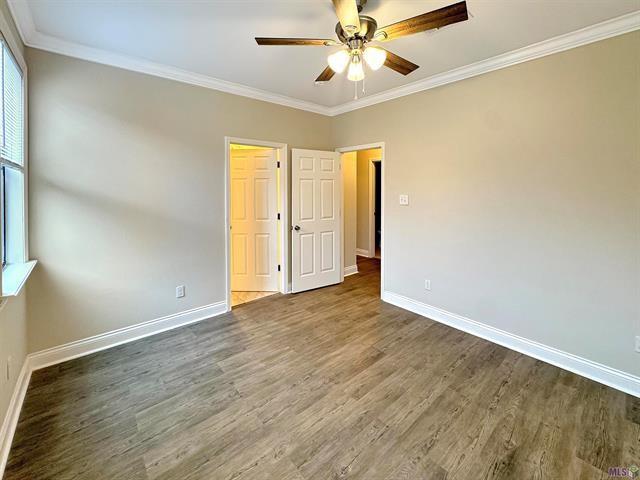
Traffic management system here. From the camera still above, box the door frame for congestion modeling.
[335,142,386,295]
[369,158,381,259]
[225,137,289,311]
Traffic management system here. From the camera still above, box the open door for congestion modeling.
[230,148,279,292]
[291,149,342,293]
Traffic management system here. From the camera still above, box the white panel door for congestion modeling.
[292,149,341,293]
[230,148,278,291]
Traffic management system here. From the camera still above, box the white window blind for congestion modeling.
[0,37,26,270]
[1,39,23,166]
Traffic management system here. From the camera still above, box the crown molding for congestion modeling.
[7,0,333,116]
[6,0,35,42]
[7,1,640,118]
[329,10,640,115]
[24,30,334,116]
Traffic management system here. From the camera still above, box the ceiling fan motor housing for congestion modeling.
[336,15,378,44]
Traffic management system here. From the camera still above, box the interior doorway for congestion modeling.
[225,138,289,309]
[337,142,385,293]
[373,160,381,259]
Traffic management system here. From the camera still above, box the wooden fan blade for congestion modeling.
[255,37,336,46]
[315,66,336,83]
[332,0,361,35]
[383,50,419,76]
[377,1,468,42]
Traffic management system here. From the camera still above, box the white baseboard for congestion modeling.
[0,359,31,478]
[356,248,372,258]
[382,290,640,398]
[0,300,229,478]
[344,265,358,277]
[29,301,228,371]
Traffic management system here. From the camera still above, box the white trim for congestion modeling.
[0,4,26,72]
[336,143,385,297]
[368,159,381,259]
[1,260,36,297]
[0,300,228,477]
[6,2,639,117]
[5,0,34,49]
[26,31,331,116]
[224,137,289,310]
[0,1,31,277]
[344,264,358,277]
[356,248,371,258]
[0,357,30,478]
[29,301,227,371]
[339,152,344,284]
[329,11,640,115]
[382,290,640,398]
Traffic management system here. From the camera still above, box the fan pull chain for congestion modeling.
[362,76,366,96]
[354,80,358,100]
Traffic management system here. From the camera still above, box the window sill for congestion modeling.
[2,260,37,297]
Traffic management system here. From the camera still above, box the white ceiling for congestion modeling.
[9,0,640,113]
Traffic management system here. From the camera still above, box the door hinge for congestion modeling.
[277,161,281,168]
[277,212,281,220]
[277,264,281,272]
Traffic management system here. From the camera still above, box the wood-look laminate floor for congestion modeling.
[6,258,639,479]
[231,291,277,307]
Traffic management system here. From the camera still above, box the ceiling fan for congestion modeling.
[255,0,468,84]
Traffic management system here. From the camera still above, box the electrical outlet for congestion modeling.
[176,285,185,298]
[424,279,431,291]
[399,194,409,206]
[635,336,640,353]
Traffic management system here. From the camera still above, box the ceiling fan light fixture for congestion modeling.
[327,49,350,73]
[363,46,386,71]
[347,54,365,82]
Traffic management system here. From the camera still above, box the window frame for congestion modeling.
[0,10,30,297]
[0,38,27,266]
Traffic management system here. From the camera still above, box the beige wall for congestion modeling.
[26,48,332,352]
[333,31,640,376]
[0,289,27,441]
[19,29,640,382]
[342,151,357,270]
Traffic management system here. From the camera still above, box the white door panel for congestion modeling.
[292,149,341,293]
[230,148,278,292]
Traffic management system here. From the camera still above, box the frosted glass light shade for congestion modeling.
[347,60,365,81]
[327,50,350,73]
[363,47,387,71]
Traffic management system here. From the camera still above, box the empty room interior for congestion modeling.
[0,0,638,478]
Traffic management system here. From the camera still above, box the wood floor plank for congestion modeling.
[5,258,638,480]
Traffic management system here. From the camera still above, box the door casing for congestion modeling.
[225,137,289,311]
[369,158,381,259]
[335,142,386,296]
[225,139,385,309]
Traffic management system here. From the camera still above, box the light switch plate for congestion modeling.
[399,194,409,206]
[176,285,185,298]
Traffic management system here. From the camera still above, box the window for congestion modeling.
[0,33,30,295]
